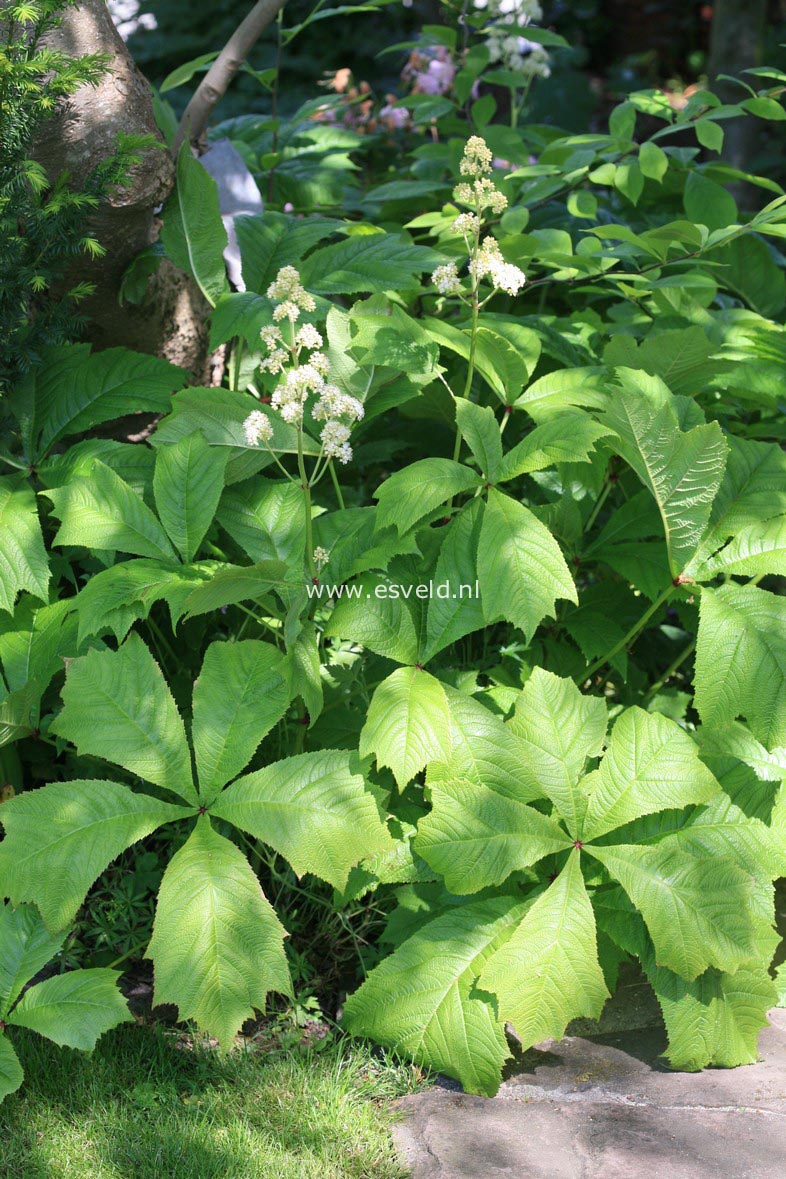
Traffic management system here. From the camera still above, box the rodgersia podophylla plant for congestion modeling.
[243,265,364,577]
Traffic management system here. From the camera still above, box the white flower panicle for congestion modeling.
[460,135,494,177]
[431,262,463,296]
[313,546,330,568]
[470,236,526,295]
[321,419,353,464]
[454,176,508,215]
[243,409,273,447]
[296,323,323,350]
[313,384,364,423]
[249,266,362,466]
[266,265,316,322]
[452,212,480,237]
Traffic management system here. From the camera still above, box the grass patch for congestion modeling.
[0,1024,423,1178]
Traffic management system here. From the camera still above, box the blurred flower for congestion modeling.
[432,262,463,295]
[243,410,273,447]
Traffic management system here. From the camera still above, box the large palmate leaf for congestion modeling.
[375,459,480,536]
[695,584,786,749]
[153,431,229,563]
[8,969,131,1049]
[0,904,66,1017]
[0,1038,23,1103]
[428,684,543,803]
[359,667,452,789]
[44,462,176,562]
[161,146,228,306]
[478,489,577,641]
[343,894,529,1096]
[11,344,185,460]
[0,478,49,614]
[606,370,728,574]
[645,958,776,1070]
[52,635,197,804]
[479,853,609,1049]
[416,778,571,893]
[147,818,291,1049]
[0,780,189,930]
[192,640,289,804]
[323,574,420,665]
[234,211,345,296]
[588,843,756,980]
[507,669,607,835]
[581,707,720,841]
[211,750,393,891]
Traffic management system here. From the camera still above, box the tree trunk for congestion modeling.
[36,0,210,377]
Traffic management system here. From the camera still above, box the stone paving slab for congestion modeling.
[392,1010,786,1178]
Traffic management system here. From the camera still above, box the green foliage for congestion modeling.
[3,11,786,1110]
[0,902,129,1101]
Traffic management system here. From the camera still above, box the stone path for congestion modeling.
[392,1001,786,1178]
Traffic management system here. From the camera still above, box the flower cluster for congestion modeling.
[430,137,526,300]
[243,267,364,466]
[486,32,551,78]
[453,136,509,216]
[267,265,316,323]
[402,46,456,97]
[432,262,463,296]
[470,237,526,295]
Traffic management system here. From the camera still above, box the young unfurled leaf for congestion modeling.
[479,853,609,1050]
[51,634,197,804]
[147,817,291,1049]
[360,667,452,789]
[211,750,393,891]
[192,640,290,804]
[478,489,577,641]
[344,894,529,1096]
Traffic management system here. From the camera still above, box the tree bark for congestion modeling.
[36,0,210,377]
[173,0,287,153]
